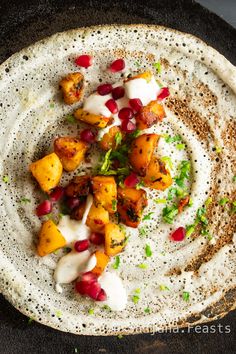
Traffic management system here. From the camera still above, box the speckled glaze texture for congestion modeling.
[0,24,235,336]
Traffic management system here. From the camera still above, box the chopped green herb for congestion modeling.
[49,102,55,108]
[154,198,167,204]
[159,284,170,291]
[117,334,123,339]
[55,310,62,318]
[167,187,184,200]
[99,149,112,173]
[134,288,141,294]
[66,114,77,124]
[129,129,141,139]
[102,305,111,311]
[160,156,173,170]
[233,176,236,182]
[28,317,34,325]
[219,197,229,206]
[139,226,147,237]
[145,244,152,257]
[162,204,178,224]
[205,197,213,206]
[186,224,195,237]
[188,198,193,207]
[136,180,145,189]
[88,308,94,315]
[160,251,166,256]
[20,197,31,204]
[231,201,236,213]
[112,255,120,269]
[138,263,148,269]
[165,134,182,143]
[196,207,208,225]
[115,132,122,146]
[215,146,222,153]
[134,61,141,67]
[143,212,154,221]
[132,294,140,304]
[112,199,117,211]
[2,175,9,183]
[176,143,185,150]
[182,291,190,302]
[153,61,161,73]
[144,307,151,314]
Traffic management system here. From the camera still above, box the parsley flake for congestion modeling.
[117,334,123,339]
[176,143,185,150]
[205,197,213,206]
[154,198,167,204]
[144,307,151,314]
[115,132,122,146]
[160,156,173,170]
[2,175,9,183]
[20,197,31,204]
[132,294,140,304]
[162,204,178,224]
[182,291,190,302]
[159,284,170,291]
[145,244,152,257]
[233,176,236,182]
[138,263,148,269]
[88,308,94,315]
[219,197,229,206]
[66,114,77,124]
[112,199,117,211]
[153,61,161,73]
[165,134,182,143]
[143,212,154,221]
[28,317,34,325]
[112,255,120,269]
[139,226,147,237]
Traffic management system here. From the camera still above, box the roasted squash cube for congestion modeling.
[92,176,117,214]
[99,126,122,151]
[143,156,172,190]
[104,223,126,256]
[136,101,165,129]
[29,152,63,193]
[37,220,66,257]
[124,71,153,83]
[65,175,91,197]
[86,202,109,233]
[54,137,88,172]
[59,72,84,105]
[74,108,111,128]
[91,251,110,275]
[117,187,148,228]
[129,134,159,176]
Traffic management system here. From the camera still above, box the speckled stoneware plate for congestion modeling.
[0,24,235,335]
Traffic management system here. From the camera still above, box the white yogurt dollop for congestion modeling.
[83,93,112,117]
[124,76,160,106]
[99,272,127,311]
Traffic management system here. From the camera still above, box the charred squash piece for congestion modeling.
[117,187,148,228]
[59,72,84,105]
[99,126,122,151]
[136,101,165,129]
[74,108,111,128]
[104,223,126,256]
[65,175,91,197]
[54,137,88,172]
[129,134,159,176]
[86,202,109,233]
[143,156,172,191]
[91,251,110,275]
[71,201,86,220]
[92,176,117,214]
[124,71,153,83]
[178,195,190,213]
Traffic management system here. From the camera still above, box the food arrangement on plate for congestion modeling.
[0,25,235,335]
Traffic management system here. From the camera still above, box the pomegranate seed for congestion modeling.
[75,281,91,295]
[124,172,139,188]
[97,83,113,96]
[75,55,93,68]
[112,86,125,100]
[74,239,90,252]
[121,119,136,133]
[66,197,80,210]
[109,58,125,72]
[129,98,143,112]
[89,232,104,245]
[80,129,96,143]
[118,107,134,120]
[157,87,170,100]
[50,186,64,202]
[81,271,97,283]
[36,200,52,217]
[105,99,118,114]
[171,227,186,242]
[97,289,107,301]
[87,281,101,300]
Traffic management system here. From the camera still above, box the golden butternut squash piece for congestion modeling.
[37,220,66,257]
[65,175,91,197]
[59,72,84,104]
[74,108,111,128]
[124,71,152,83]
[143,156,172,191]
[136,101,165,129]
[86,202,109,233]
[54,137,88,172]
[104,223,126,256]
[29,153,63,193]
[117,187,148,228]
[129,134,159,176]
[92,176,117,214]
[99,126,122,151]
[91,251,110,275]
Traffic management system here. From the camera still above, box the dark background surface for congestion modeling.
[0,0,235,353]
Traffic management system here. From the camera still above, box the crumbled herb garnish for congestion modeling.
[160,156,173,170]
[176,143,185,150]
[66,114,77,124]
[162,204,178,224]
[233,176,236,182]
[112,199,117,211]
[160,251,166,256]
[132,294,140,304]
[215,146,222,153]
[182,291,190,302]
[55,310,62,318]
[219,197,229,206]
[28,317,34,325]
[88,308,94,315]
[139,226,147,237]
[112,255,120,269]
[99,149,112,173]
[154,198,167,204]
[165,134,182,143]
[205,197,213,206]
[144,307,151,314]
[102,305,111,311]
[186,224,195,237]
[129,129,141,139]
[231,201,236,213]
[136,180,145,190]
[188,198,193,207]
[159,284,170,291]
[117,334,123,339]
[49,102,55,108]
[138,263,148,269]
[20,197,31,204]
[134,61,141,67]
[167,187,184,201]
[153,61,161,73]
[2,175,9,183]
[143,212,154,221]
[145,244,152,257]
[115,131,122,146]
